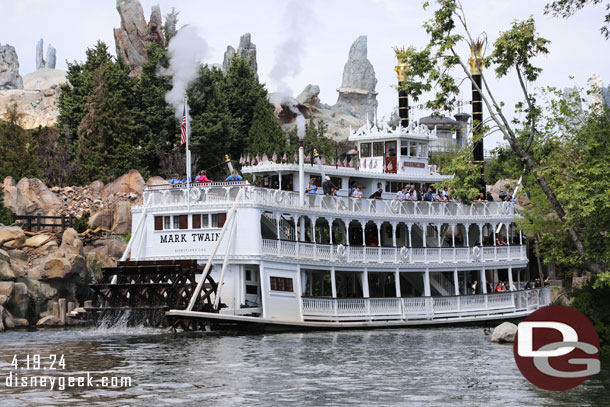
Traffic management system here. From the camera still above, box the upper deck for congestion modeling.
[138,182,515,222]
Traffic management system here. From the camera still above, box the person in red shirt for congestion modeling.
[195,170,212,183]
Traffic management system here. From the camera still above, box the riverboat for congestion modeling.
[113,116,550,330]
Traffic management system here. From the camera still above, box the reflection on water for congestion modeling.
[0,327,608,406]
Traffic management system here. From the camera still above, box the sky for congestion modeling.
[0,0,608,148]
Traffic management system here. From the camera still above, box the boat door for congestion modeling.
[244,266,261,308]
[384,141,397,173]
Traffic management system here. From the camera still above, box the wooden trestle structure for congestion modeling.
[86,259,218,328]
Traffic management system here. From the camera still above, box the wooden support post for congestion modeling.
[58,298,66,324]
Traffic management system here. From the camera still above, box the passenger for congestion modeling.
[369,188,383,200]
[495,282,505,292]
[352,187,363,198]
[195,170,212,183]
[169,173,182,186]
[348,181,357,197]
[408,185,417,201]
[180,174,191,184]
[424,187,434,202]
[396,186,408,201]
[486,191,494,202]
[442,187,450,201]
[322,176,335,196]
[271,180,280,189]
[496,235,508,246]
[225,170,243,182]
[471,280,478,294]
[330,186,338,196]
[416,187,423,201]
[306,178,318,194]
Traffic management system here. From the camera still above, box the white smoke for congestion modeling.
[162,25,209,118]
[269,0,315,94]
[269,92,306,140]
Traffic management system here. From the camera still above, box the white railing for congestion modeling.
[301,287,550,322]
[261,239,527,264]
[142,185,516,219]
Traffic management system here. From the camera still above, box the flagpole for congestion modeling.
[185,93,191,189]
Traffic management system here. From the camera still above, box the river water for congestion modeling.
[0,326,607,406]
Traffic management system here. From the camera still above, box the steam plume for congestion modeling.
[162,25,209,118]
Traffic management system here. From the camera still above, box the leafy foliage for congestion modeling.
[434,143,482,203]
[247,97,287,157]
[0,196,13,226]
[0,102,38,181]
[73,211,91,233]
[545,0,610,39]
[572,272,610,353]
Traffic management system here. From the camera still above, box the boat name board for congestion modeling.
[159,231,221,244]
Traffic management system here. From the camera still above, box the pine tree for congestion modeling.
[188,65,238,180]
[247,97,287,156]
[0,102,38,180]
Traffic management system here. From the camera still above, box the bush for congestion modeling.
[0,197,13,225]
[571,272,610,354]
[73,211,91,233]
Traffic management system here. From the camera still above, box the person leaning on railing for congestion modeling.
[195,170,212,183]
[226,170,243,182]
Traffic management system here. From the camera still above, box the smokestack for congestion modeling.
[395,57,409,127]
[468,40,485,192]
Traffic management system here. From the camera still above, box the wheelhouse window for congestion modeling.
[360,143,371,157]
[410,142,417,157]
[400,142,409,157]
[270,277,293,292]
[373,142,384,157]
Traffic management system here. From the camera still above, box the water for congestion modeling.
[0,327,608,406]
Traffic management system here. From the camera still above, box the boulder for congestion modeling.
[2,183,31,216]
[112,201,132,234]
[0,281,14,297]
[297,84,321,106]
[0,307,3,331]
[8,250,26,278]
[0,294,7,305]
[113,0,149,75]
[0,226,26,249]
[335,36,378,121]
[27,265,44,280]
[0,248,8,262]
[8,282,30,318]
[102,170,145,198]
[146,176,167,187]
[59,228,83,255]
[0,44,23,90]
[87,180,104,198]
[490,322,518,343]
[13,318,28,327]
[36,315,62,327]
[22,234,52,248]
[89,209,114,230]
[42,258,72,279]
[2,307,15,329]
[16,178,63,215]
[0,260,15,281]
[35,240,58,256]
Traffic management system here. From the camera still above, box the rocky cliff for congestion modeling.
[0,44,23,90]
[113,0,165,76]
[222,33,258,76]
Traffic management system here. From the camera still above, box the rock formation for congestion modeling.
[113,0,150,76]
[335,36,378,121]
[296,84,320,106]
[45,44,56,69]
[0,44,23,90]
[490,322,518,343]
[222,33,258,76]
[36,39,44,70]
[147,5,165,46]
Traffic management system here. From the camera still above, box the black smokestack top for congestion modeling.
[395,58,409,127]
[468,40,485,192]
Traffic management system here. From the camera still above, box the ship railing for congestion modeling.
[262,239,527,264]
[142,185,515,218]
[301,287,550,322]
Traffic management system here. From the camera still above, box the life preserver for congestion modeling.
[336,244,347,260]
[472,246,481,260]
[400,247,409,261]
[390,199,400,214]
[274,191,284,204]
[189,187,201,203]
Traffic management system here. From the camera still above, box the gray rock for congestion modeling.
[0,44,23,90]
[147,5,164,46]
[114,0,149,75]
[335,36,378,121]
[490,322,518,343]
[36,39,45,70]
[2,307,15,329]
[8,282,30,319]
[222,33,257,76]
[297,84,320,106]
[0,260,15,281]
[45,44,56,69]
[36,315,62,327]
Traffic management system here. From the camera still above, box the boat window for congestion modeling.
[360,143,371,157]
[154,216,163,231]
[164,216,171,230]
[211,213,227,228]
[410,142,417,157]
[192,214,201,229]
[385,141,397,157]
[373,142,384,157]
[270,277,293,292]
[179,215,188,230]
[400,142,409,157]
[173,216,180,229]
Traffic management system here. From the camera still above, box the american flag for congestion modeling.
[180,106,187,146]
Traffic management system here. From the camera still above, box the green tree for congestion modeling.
[434,143,482,203]
[397,0,604,274]
[0,102,38,180]
[31,126,72,186]
[247,97,287,157]
[545,0,610,39]
[572,272,610,353]
[302,120,334,160]
[188,65,238,180]
[75,59,141,183]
